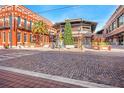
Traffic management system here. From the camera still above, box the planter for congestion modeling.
[43,44,49,48]
[65,45,75,49]
[92,45,111,51]
[31,45,35,48]
[100,45,111,51]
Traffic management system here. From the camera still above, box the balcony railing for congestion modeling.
[17,25,31,31]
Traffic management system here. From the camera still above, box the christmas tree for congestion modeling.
[64,20,74,45]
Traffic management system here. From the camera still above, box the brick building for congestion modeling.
[104,5,124,45]
[54,18,97,47]
[0,5,54,48]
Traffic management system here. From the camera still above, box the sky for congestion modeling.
[25,5,118,31]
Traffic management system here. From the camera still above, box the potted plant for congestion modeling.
[4,44,9,49]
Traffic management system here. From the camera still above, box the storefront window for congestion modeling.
[17,32,21,42]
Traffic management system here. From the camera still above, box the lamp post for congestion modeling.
[78,28,81,48]
[9,13,13,48]
[50,31,54,49]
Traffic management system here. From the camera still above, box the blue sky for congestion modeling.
[25,5,117,31]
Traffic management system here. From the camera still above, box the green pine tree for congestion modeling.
[64,20,74,45]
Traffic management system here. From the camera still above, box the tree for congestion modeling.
[64,20,74,45]
[32,21,48,46]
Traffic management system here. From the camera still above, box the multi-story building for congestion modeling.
[0,5,53,48]
[54,18,97,47]
[93,29,105,42]
[104,5,124,45]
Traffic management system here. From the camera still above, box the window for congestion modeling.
[106,29,109,34]
[7,6,12,11]
[109,25,112,32]
[30,34,33,43]
[24,33,27,42]
[17,7,22,12]
[17,32,21,42]
[3,17,5,27]
[9,15,12,27]
[17,16,21,27]
[30,20,32,30]
[3,32,6,42]
[0,19,3,27]
[118,14,124,27]
[112,21,116,30]
[24,19,27,29]
[5,17,9,27]
[8,32,11,42]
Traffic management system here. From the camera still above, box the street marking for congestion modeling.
[0,66,117,88]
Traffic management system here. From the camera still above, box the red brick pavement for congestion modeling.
[0,70,82,88]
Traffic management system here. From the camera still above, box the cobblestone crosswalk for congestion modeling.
[0,51,39,61]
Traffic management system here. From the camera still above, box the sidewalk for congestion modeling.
[1,45,124,53]
[13,46,124,54]
[0,66,114,88]
[14,47,85,52]
[0,69,82,88]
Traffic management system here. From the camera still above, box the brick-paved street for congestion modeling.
[0,49,124,87]
[0,69,82,88]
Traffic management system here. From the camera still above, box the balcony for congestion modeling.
[0,26,10,30]
[17,21,32,31]
[17,25,31,31]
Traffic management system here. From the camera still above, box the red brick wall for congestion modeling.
[0,5,53,47]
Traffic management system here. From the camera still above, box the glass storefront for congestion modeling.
[118,35,123,45]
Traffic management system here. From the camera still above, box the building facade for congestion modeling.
[54,18,97,47]
[0,5,53,48]
[104,5,124,45]
[93,29,105,42]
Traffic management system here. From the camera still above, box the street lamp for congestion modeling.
[78,27,81,48]
[61,28,64,48]
[49,32,54,49]
[9,13,13,48]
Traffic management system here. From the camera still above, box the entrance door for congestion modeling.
[118,35,123,45]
